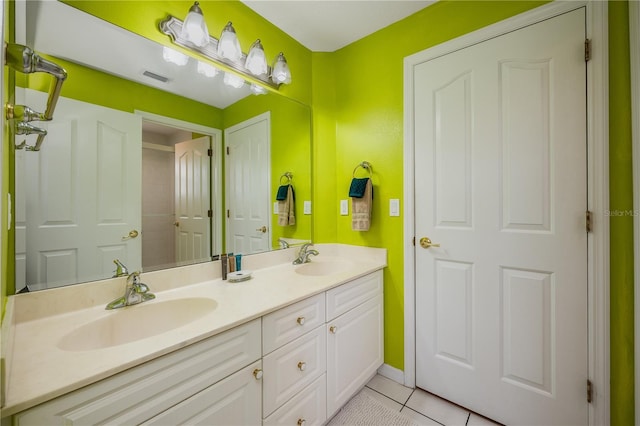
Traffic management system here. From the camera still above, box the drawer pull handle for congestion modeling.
[297,361,307,371]
[253,369,263,380]
[330,325,338,334]
[297,316,306,325]
[297,419,306,426]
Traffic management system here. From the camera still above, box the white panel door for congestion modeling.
[414,9,587,425]
[18,89,141,289]
[225,112,270,254]
[175,136,210,263]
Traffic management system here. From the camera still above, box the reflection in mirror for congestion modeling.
[13,1,311,293]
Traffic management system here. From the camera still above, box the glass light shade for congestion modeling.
[197,61,218,78]
[224,72,245,89]
[162,46,189,66]
[217,22,242,62]
[181,2,209,47]
[245,39,268,77]
[250,84,268,95]
[271,52,291,84]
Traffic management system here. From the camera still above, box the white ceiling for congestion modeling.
[241,0,435,52]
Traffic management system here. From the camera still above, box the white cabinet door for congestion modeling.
[326,294,384,418]
[143,361,262,426]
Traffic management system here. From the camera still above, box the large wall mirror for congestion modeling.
[13,1,312,292]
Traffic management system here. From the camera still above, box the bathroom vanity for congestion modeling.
[1,244,386,425]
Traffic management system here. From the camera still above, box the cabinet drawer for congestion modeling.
[263,293,325,354]
[326,270,382,321]
[263,374,326,426]
[14,319,261,426]
[143,361,263,426]
[263,326,326,417]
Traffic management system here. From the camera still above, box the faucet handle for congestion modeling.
[113,259,129,277]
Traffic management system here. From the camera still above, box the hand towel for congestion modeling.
[276,185,289,201]
[351,178,372,231]
[278,185,296,226]
[349,177,370,198]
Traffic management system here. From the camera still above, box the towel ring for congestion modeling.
[280,172,293,185]
[352,161,372,178]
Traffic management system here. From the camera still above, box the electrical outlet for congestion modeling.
[273,202,279,214]
[303,201,312,214]
[340,199,349,215]
[390,198,400,216]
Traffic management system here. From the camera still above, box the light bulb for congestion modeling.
[271,52,291,84]
[245,39,268,76]
[181,2,209,47]
[217,22,242,62]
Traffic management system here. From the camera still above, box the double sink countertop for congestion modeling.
[0,244,386,417]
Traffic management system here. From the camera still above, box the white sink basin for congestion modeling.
[57,297,217,351]
[294,259,353,276]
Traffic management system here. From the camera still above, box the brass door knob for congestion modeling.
[297,420,306,426]
[122,230,139,240]
[329,325,338,334]
[253,368,263,380]
[256,225,267,233]
[174,221,180,227]
[420,237,440,249]
[297,316,306,325]
[297,361,306,371]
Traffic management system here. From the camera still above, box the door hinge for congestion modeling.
[208,209,212,218]
[226,146,230,155]
[207,148,212,157]
[586,210,593,233]
[227,209,230,218]
[587,379,593,403]
[412,236,415,246]
[585,39,592,62]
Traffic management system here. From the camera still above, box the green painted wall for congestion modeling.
[609,2,635,425]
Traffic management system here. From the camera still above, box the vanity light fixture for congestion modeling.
[181,1,209,47]
[160,9,292,90]
[217,22,242,62]
[271,52,292,84]
[245,39,268,77]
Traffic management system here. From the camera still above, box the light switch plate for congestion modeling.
[273,202,279,214]
[340,199,349,215]
[390,198,400,216]
[303,201,312,214]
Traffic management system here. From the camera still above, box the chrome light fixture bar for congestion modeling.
[160,15,279,89]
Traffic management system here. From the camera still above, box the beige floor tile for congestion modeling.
[400,406,443,425]
[366,374,414,404]
[405,388,470,426]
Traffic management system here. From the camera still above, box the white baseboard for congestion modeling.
[377,364,406,386]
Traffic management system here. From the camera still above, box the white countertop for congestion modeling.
[1,244,386,416]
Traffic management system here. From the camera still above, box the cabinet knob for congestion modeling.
[329,325,338,334]
[297,361,306,371]
[296,316,306,325]
[297,419,306,426]
[253,368,263,380]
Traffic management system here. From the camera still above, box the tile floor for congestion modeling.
[360,374,502,426]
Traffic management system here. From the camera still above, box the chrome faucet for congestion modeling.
[293,243,319,265]
[106,271,155,310]
[278,238,290,249]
